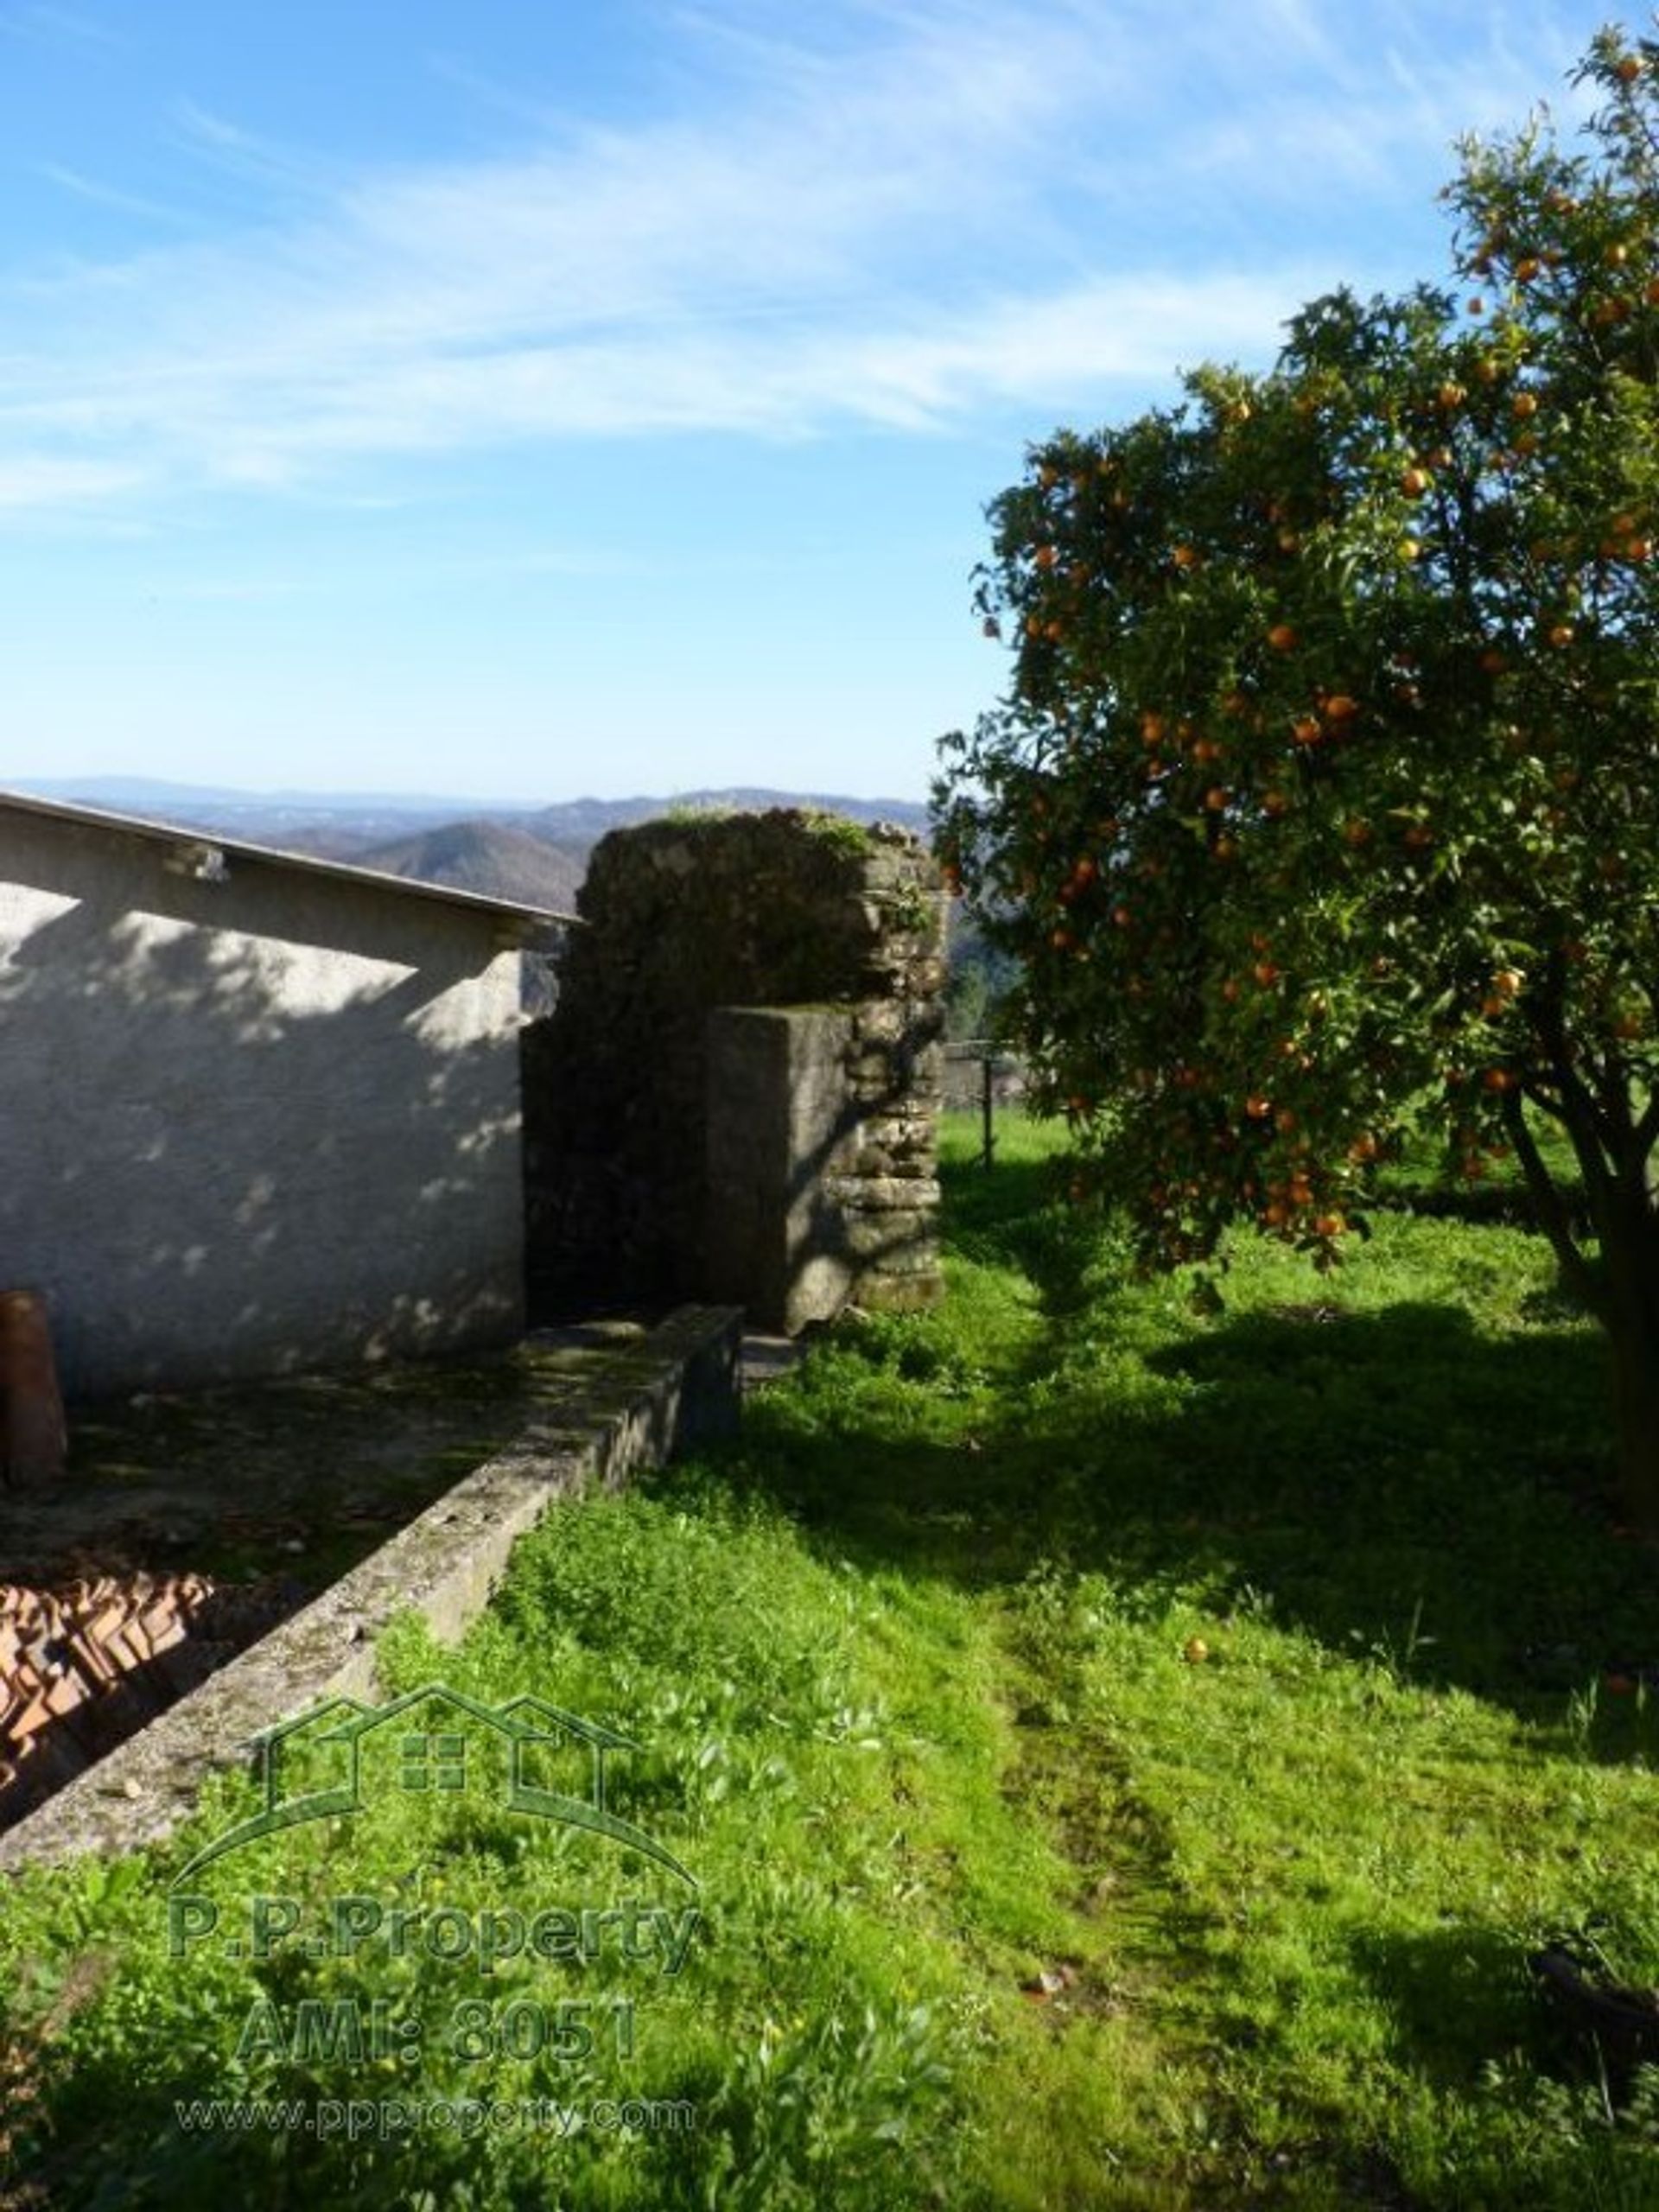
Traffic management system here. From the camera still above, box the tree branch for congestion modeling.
[1530,960,1621,1205]
[1506,1087,1609,1319]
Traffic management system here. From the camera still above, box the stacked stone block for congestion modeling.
[524,810,944,1328]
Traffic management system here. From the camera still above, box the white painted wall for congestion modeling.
[0,807,527,1398]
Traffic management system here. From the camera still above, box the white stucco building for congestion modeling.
[0,791,569,1400]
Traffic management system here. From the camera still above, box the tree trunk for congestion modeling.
[1607,1319,1659,1536]
[1507,1081,1659,1536]
[1599,1197,1659,1538]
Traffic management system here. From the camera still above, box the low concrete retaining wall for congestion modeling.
[0,1305,741,1873]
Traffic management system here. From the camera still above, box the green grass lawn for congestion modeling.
[3,1113,1658,2209]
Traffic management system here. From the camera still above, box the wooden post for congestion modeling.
[0,1289,67,1489]
[982,1046,995,1171]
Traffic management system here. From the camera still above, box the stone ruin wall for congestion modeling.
[523,810,945,1332]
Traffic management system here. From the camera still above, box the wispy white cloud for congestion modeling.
[37,162,197,228]
[1069,0,1596,219]
[0,2,123,53]
[0,0,1611,517]
[830,274,1322,426]
[420,50,574,135]
[165,97,346,201]
[0,454,148,506]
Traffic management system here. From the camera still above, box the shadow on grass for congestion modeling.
[1369,1185,1592,1232]
[933,1148,1100,1306]
[1345,1923,1547,2087]
[1338,1924,1659,2211]
[728,1290,1658,1754]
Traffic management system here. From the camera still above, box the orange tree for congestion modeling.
[933,27,1659,1531]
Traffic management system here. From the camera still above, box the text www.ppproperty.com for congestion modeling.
[173,2094,698,2142]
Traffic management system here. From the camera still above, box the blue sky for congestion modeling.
[0,0,1627,804]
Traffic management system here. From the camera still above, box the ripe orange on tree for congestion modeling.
[934,24,1659,1532]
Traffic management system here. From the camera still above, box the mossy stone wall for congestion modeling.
[523,810,944,1325]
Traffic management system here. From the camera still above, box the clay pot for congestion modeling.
[0,1289,67,1488]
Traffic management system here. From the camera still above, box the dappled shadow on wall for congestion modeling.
[0,821,524,1402]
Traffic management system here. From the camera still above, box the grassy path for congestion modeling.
[3,1116,1659,2208]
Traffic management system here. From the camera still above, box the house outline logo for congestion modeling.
[170,1681,696,1890]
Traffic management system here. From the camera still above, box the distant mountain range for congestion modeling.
[8,777,932,911]
[354,820,592,914]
